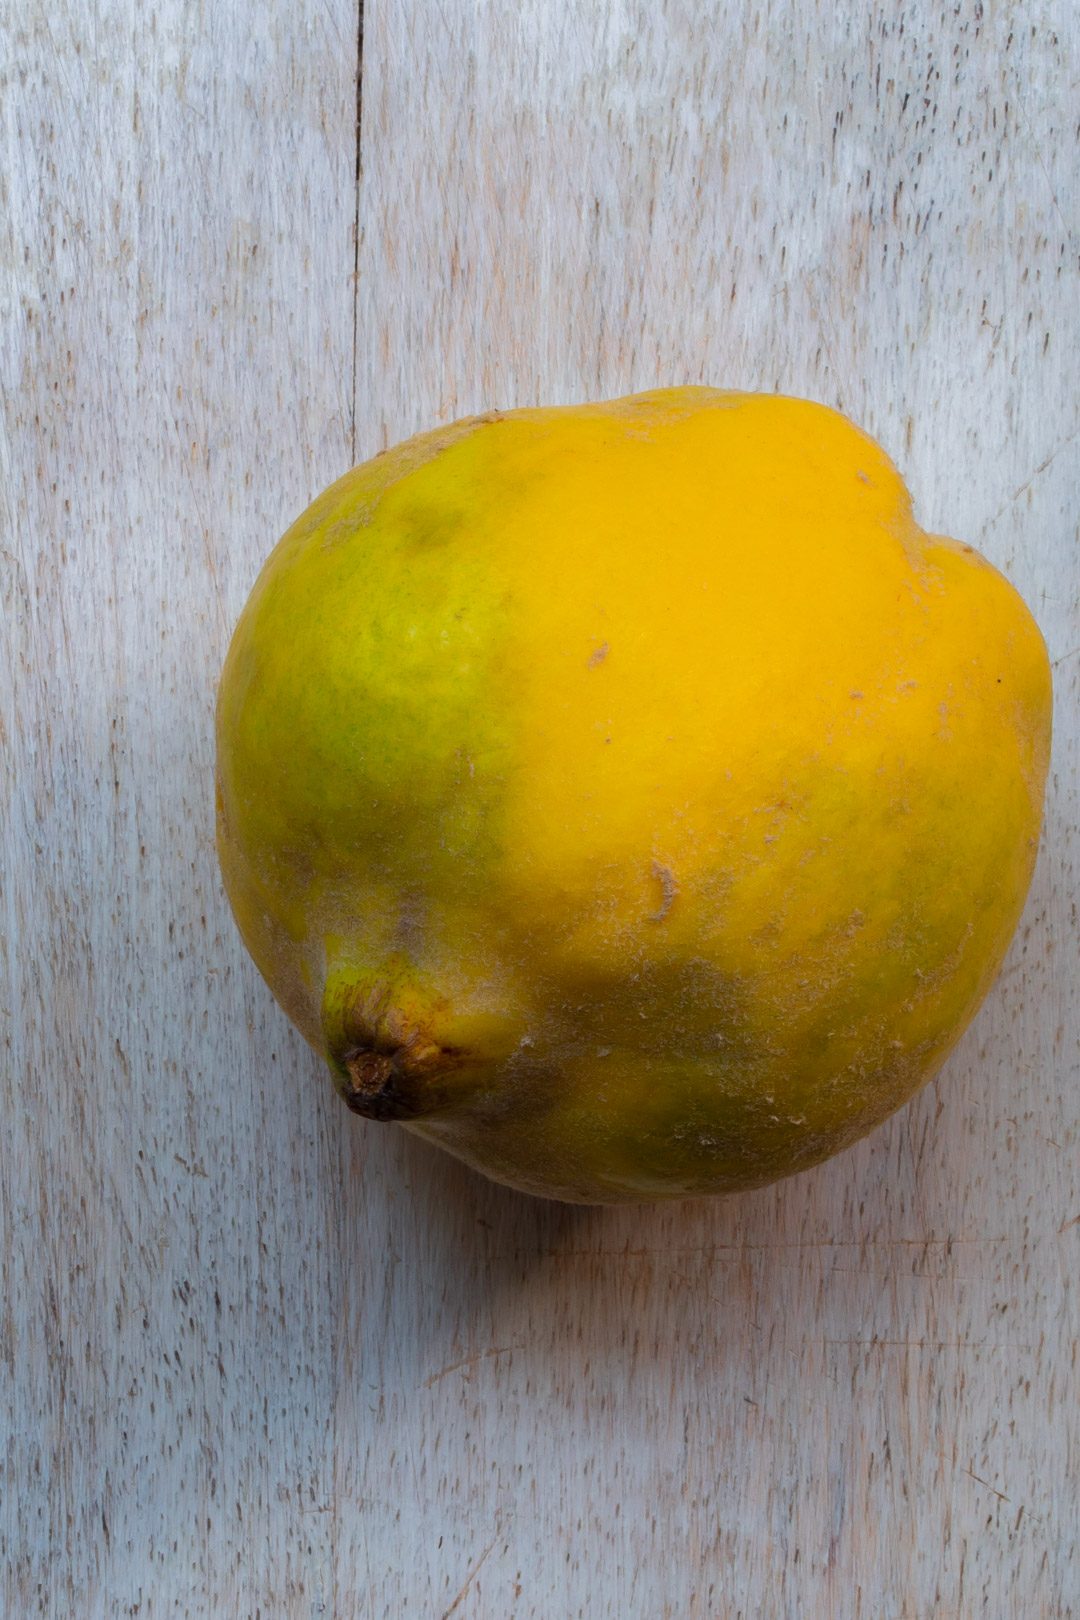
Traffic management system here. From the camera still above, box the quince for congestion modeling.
[216,390,1051,1202]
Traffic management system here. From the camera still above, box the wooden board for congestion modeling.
[2,1,1077,1613]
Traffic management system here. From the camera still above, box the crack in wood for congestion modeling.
[350,0,365,465]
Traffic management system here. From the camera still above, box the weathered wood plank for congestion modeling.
[2,3,359,1613]
[2,0,1077,1614]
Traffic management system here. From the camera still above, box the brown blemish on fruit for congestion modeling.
[648,860,678,923]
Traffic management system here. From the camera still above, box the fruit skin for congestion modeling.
[215,388,1052,1203]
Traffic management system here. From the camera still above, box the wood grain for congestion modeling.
[3,0,1078,1615]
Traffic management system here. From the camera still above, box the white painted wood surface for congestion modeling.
[3,1,1077,1614]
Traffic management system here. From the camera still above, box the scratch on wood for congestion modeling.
[984,422,1080,531]
[425,1345,514,1388]
[441,1535,498,1619]
[964,1467,1011,1504]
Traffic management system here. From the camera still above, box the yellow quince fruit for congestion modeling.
[215,389,1051,1202]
